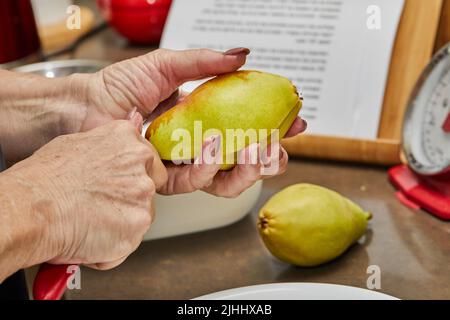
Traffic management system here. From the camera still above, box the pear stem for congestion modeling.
[366,211,373,220]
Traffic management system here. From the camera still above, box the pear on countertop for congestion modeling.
[258,184,372,267]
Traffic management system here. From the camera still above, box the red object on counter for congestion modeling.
[33,264,74,300]
[388,165,450,220]
[97,0,173,44]
[0,0,41,65]
[442,112,450,133]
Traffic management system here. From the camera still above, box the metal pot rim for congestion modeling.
[13,59,109,73]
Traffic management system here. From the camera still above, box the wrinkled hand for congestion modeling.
[79,48,306,197]
[8,116,167,270]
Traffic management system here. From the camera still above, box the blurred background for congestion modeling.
[0,0,171,66]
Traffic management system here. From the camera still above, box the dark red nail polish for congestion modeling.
[225,47,251,56]
[302,119,308,130]
[210,139,217,157]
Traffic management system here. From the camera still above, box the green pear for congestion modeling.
[258,184,371,267]
[146,70,301,170]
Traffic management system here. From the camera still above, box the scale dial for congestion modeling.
[403,44,450,175]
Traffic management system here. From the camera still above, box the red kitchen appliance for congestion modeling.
[389,43,450,220]
[0,0,41,67]
[96,0,172,44]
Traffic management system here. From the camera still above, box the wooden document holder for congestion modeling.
[283,0,450,165]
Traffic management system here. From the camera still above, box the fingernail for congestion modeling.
[248,143,259,165]
[261,144,280,166]
[263,143,280,166]
[127,107,144,133]
[202,135,221,165]
[126,107,138,120]
[280,146,285,160]
[225,47,251,56]
[212,135,222,158]
[273,144,281,160]
[302,119,308,130]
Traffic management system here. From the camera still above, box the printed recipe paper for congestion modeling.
[161,0,405,139]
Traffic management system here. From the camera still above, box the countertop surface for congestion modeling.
[62,21,450,300]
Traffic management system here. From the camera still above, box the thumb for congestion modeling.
[149,48,250,87]
[126,107,144,133]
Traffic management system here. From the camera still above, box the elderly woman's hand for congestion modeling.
[0,115,167,279]
[75,48,306,197]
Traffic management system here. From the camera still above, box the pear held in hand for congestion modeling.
[258,184,372,267]
[146,70,302,170]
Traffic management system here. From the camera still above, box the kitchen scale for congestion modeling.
[389,43,450,220]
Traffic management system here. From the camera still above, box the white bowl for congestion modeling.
[144,180,262,241]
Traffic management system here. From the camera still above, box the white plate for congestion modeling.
[195,283,398,300]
